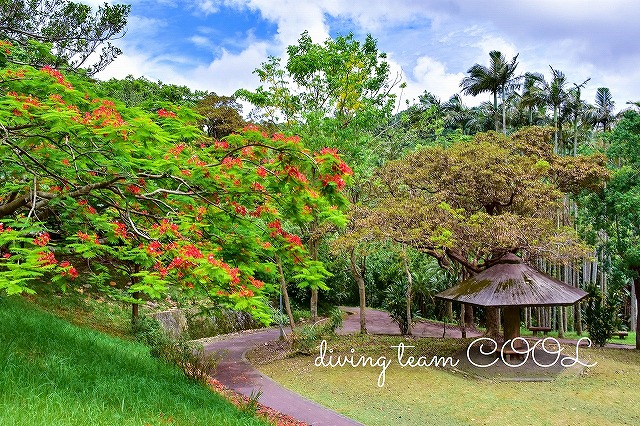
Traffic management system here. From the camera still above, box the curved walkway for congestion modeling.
[203,327,364,426]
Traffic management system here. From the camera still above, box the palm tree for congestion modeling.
[591,87,616,131]
[460,50,521,134]
[526,67,571,153]
[565,80,590,155]
[441,94,474,134]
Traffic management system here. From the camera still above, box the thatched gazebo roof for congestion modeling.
[435,253,588,308]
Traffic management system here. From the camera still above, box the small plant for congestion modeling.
[242,389,263,415]
[133,315,221,383]
[292,307,343,354]
[584,284,620,347]
[383,280,418,335]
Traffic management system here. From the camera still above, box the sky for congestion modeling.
[83,0,640,113]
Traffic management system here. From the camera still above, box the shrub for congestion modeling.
[292,307,343,354]
[383,280,418,335]
[133,315,221,383]
[584,285,620,347]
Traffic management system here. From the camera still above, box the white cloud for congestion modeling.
[409,56,467,104]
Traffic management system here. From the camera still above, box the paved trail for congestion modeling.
[202,307,480,425]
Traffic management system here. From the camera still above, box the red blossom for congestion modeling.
[285,234,303,247]
[256,166,267,178]
[337,161,353,175]
[126,184,141,194]
[157,108,177,118]
[40,65,73,89]
[222,157,243,169]
[147,241,163,256]
[112,221,128,238]
[283,165,308,183]
[38,251,57,266]
[33,232,50,247]
[214,140,229,149]
[181,244,204,259]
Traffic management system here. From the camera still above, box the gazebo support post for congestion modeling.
[503,306,521,342]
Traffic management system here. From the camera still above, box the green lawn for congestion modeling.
[0,296,269,426]
[252,334,640,426]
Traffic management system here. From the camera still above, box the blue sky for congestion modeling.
[85,0,640,113]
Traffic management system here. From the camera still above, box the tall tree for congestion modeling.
[0,0,129,74]
[237,31,399,323]
[525,67,571,153]
[0,58,352,324]
[195,93,246,139]
[460,50,521,134]
[582,110,640,348]
[591,87,616,132]
[366,127,608,335]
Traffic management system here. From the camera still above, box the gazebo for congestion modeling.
[435,253,588,341]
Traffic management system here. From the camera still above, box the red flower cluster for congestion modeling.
[214,140,229,149]
[267,220,303,247]
[256,166,268,178]
[33,232,50,247]
[157,108,177,118]
[38,251,57,266]
[126,184,141,195]
[146,241,163,256]
[283,165,308,183]
[207,254,241,284]
[77,231,99,244]
[181,244,204,259]
[232,202,247,216]
[153,219,180,236]
[112,221,128,238]
[222,157,243,169]
[321,174,346,190]
[59,261,78,279]
[78,102,126,128]
[41,66,73,89]
[0,223,13,233]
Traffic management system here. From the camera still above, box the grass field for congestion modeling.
[251,334,640,426]
[0,296,269,426]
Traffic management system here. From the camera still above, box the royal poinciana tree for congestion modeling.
[365,126,609,335]
[0,50,352,323]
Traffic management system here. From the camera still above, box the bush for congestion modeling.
[133,315,221,383]
[186,308,262,340]
[383,280,418,335]
[584,285,620,347]
[292,307,343,354]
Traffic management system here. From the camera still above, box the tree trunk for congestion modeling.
[402,247,413,336]
[275,255,296,332]
[631,280,637,332]
[131,264,141,322]
[464,304,474,329]
[349,247,367,334]
[503,306,521,341]
[634,275,640,349]
[308,237,320,323]
[460,304,466,339]
[493,91,500,132]
[485,307,501,339]
[501,86,507,134]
